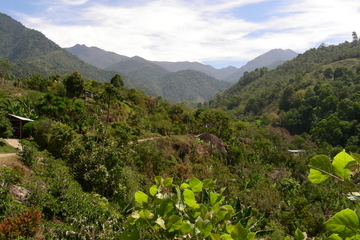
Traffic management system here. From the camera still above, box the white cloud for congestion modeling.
[17,0,360,67]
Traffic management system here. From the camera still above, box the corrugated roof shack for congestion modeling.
[6,113,34,138]
[287,150,306,157]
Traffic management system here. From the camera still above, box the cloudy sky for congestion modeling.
[2,0,360,68]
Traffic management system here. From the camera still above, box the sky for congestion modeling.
[2,0,360,69]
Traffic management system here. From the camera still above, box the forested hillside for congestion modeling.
[159,70,232,103]
[210,37,360,149]
[105,56,170,95]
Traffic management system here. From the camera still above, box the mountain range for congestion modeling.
[66,44,298,83]
[0,13,154,95]
[0,12,298,103]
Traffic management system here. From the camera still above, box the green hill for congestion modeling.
[210,40,360,115]
[0,13,155,95]
[105,56,170,94]
[159,70,232,103]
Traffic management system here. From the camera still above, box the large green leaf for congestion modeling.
[183,189,199,209]
[197,217,213,237]
[326,234,342,240]
[308,155,331,184]
[134,191,148,205]
[163,178,173,188]
[154,176,163,186]
[346,235,360,240]
[189,177,203,193]
[294,229,306,240]
[210,233,221,240]
[139,209,153,219]
[180,221,193,233]
[332,151,354,180]
[210,192,224,206]
[149,185,158,197]
[203,179,215,190]
[230,222,248,240]
[325,208,359,239]
[167,215,183,231]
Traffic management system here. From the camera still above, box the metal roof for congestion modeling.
[287,150,305,153]
[7,113,34,122]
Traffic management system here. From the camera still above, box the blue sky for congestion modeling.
[2,0,360,69]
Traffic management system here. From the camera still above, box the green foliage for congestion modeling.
[308,150,354,184]
[0,98,38,120]
[0,59,12,80]
[110,73,124,88]
[197,109,232,140]
[19,140,38,167]
[126,176,256,239]
[0,112,12,138]
[63,71,84,98]
[307,150,360,239]
[26,119,78,158]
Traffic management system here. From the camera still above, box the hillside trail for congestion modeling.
[0,138,22,158]
[4,138,22,151]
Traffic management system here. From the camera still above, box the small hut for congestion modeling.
[6,113,34,138]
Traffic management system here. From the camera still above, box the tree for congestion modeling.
[110,74,124,88]
[0,113,12,138]
[197,109,232,140]
[0,60,12,80]
[63,71,84,98]
[323,67,333,79]
[279,86,295,111]
[352,31,358,42]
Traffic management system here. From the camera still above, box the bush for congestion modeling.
[0,209,42,239]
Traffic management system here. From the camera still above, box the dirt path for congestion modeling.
[0,153,17,158]
[3,138,22,151]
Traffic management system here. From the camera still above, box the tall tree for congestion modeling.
[352,31,358,42]
[110,73,124,88]
[63,71,84,98]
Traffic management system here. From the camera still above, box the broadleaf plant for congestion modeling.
[308,151,360,239]
[126,176,257,239]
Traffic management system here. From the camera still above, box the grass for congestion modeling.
[0,139,18,153]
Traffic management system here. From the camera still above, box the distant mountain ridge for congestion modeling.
[224,49,299,82]
[151,61,239,81]
[0,12,297,104]
[65,44,298,82]
[105,56,170,94]
[66,44,129,69]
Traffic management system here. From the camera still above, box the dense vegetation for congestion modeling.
[209,36,360,150]
[0,63,357,239]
